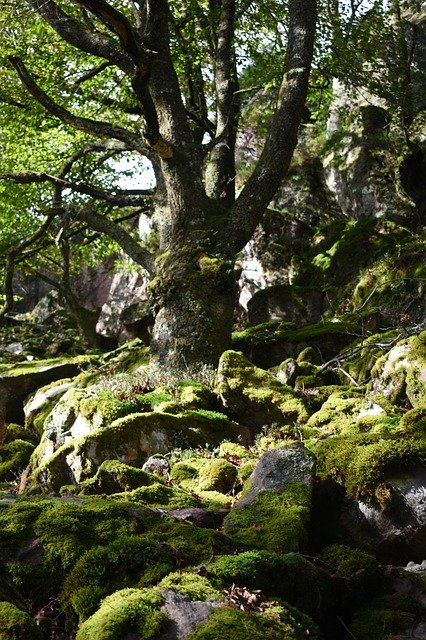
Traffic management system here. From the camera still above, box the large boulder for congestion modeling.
[223,443,316,554]
[215,350,309,434]
[25,411,244,492]
[368,331,426,409]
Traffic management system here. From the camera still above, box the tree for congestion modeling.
[0,0,316,374]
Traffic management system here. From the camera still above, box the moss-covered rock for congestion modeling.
[197,458,238,493]
[77,460,161,495]
[63,535,176,619]
[305,392,367,435]
[0,601,42,640]
[215,350,309,434]
[320,544,381,600]
[368,331,426,408]
[25,410,244,492]
[75,588,167,640]
[224,484,311,553]
[111,482,201,509]
[158,572,222,602]
[187,604,320,640]
[0,440,35,481]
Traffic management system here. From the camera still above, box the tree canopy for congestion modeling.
[0,0,423,372]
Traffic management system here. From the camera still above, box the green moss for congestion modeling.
[320,544,381,598]
[75,588,167,640]
[112,482,201,508]
[218,441,253,461]
[158,571,222,601]
[145,519,225,565]
[170,461,199,486]
[0,355,95,378]
[137,388,173,410]
[63,535,175,619]
[78,460,160,495]
[187,605,318,640]
[178,381,217,410]
[314,432,425,506]
[306,392,365,435]
[0,601,42,640]
[223,484,311,553]
[0,440,35,480]
[398,407,426,436]
[79,391,139,428]
[197,458,238,493]
[5,424,37,445]
[215,351,309,428]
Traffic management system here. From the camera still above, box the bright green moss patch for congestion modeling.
[63,535,175,619]
[158,572,222,601]
[79,391,139,428]
[314,433,426,507]
[78,460,160,495]
[223,484,311,553]
[145,519,225,565]
[0,601,42,640]
[0,440,35,480]
[187,604,319,640]
[197,458,238,493]
[112,482,201,508]
[75,588,167,640]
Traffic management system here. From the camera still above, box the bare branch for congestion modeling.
[0,213,57,318]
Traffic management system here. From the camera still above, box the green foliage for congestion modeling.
[78,460,160,495]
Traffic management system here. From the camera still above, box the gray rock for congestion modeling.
[237,442,316,508]
[158,590,221,640]
[142,455,170,479]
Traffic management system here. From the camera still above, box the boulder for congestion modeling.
[223,443,316,554]
[247,284,325,326]
[215,350,309,434]
[368,331,426,409]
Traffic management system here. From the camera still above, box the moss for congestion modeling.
[79,391,139,428]
[75,588,167,640]
[77,460,160,495]
[158,571,222,601]
[170,461,199,486]
[187,604,318,640]
[137,388,173,410]
[145,519,226,565]
[196,490,234,509]
[5,424,38,445]
[238,460,256,484]
[63,535,175,619]
[112,482,201,509]
[306,392,365,435]
[223,484,311,554]
[218,441,253,461]
[0,355,95,378]
[313,432,426,507]
[0,440,35,480]
[197,458,238,493]
[398,407,426,436]
[215,351,310,430]
[320,544,381,599]
[178,381,217,410]
[0,601,42,640]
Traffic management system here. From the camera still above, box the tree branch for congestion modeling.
[25,0,135,75]
[0,213,57,319]
[1,170,155,206]
[205,0,240,204]
[8,56,152,156]
[226,0,317,254]
[70,206,155,274]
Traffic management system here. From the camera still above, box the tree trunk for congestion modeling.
[150,244,236,374]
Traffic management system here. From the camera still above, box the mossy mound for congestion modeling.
[75,588,167,640]
[320,544,381,601]
[0,440,35,481]
[77,460,160,495]
[223,484,311,553]
[369,331,426,408]
[346,593,424,640]
[170,456,238,496]
[111,482,201,509]
[158,572,223,602]
[187,604,320,640]
[305,392,367,435]
[63,534,176,619]
[314,433,426,507]
[0,601,42,640]
[215,350,309,434]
